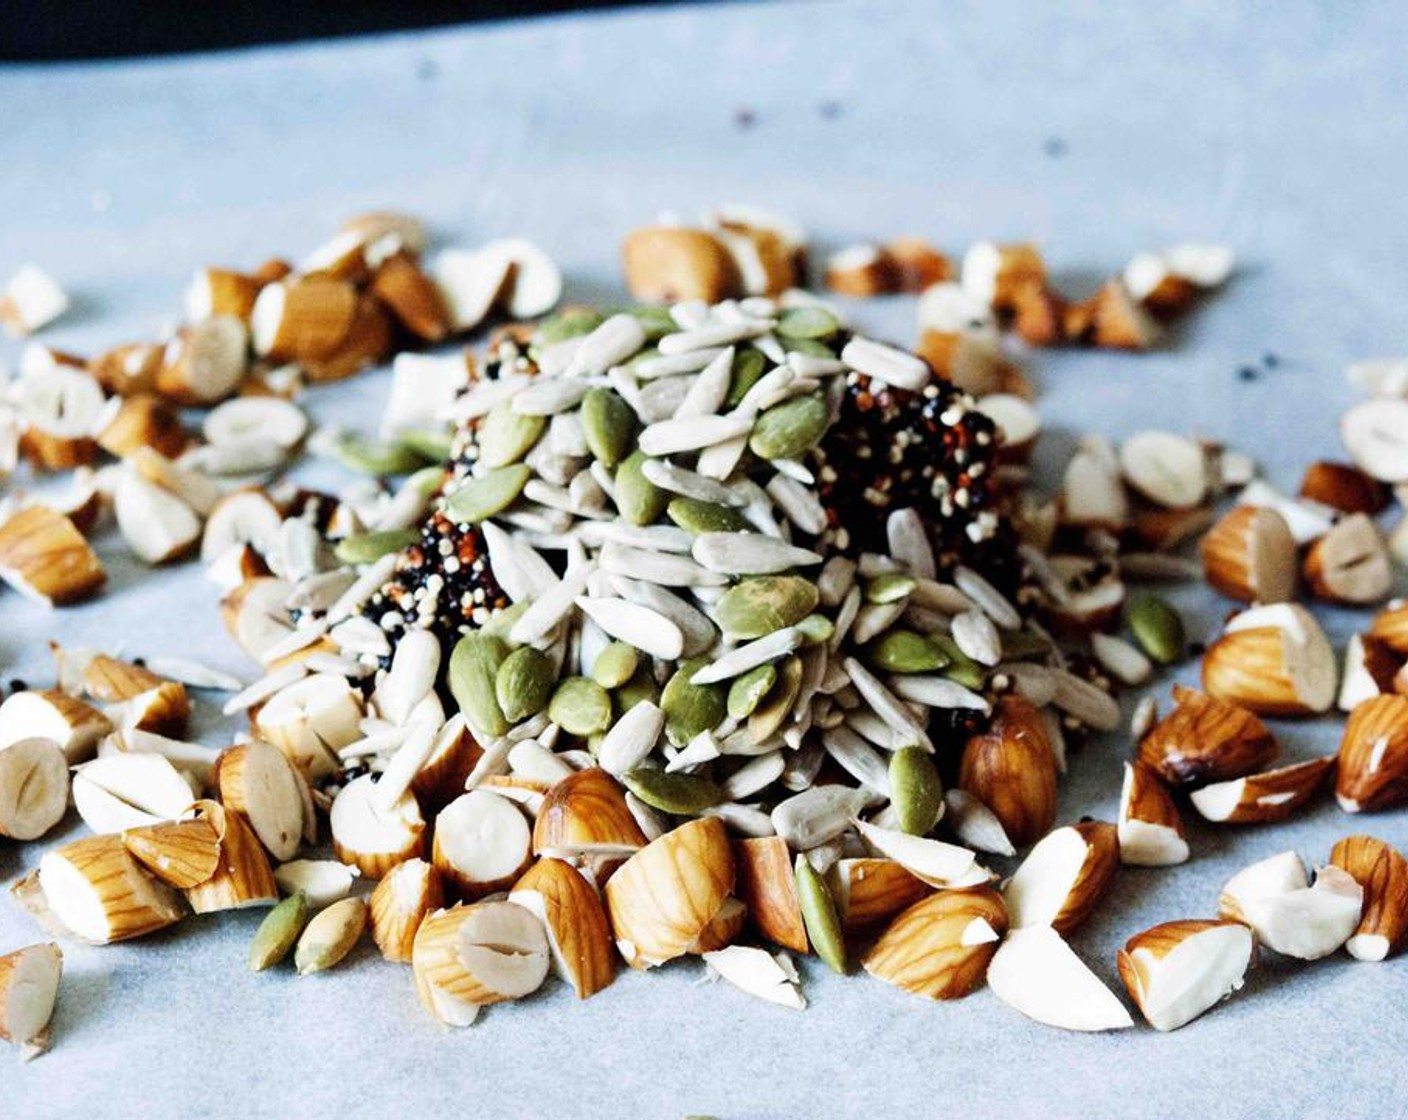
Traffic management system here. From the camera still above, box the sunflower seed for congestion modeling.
[304,652,370,678]
[625,790,668,841]
[885,508,935,579]
[222,662,308,716]
[840,336,930,391]
[817,556,857,608]
[695,432,749,479]
[481,521,554,602]
[508,739,574,786]
[635,375,693,423]
[638,414,754,456]
[821,725,890,796]
[443,373,532,422]
[844,709,903,751]
[889,674,990,712]
[328,552,398,622]
[953,565,1021,629]
[567,313,647,377]
[536,335,585,377]
[633,347,727,381]
[704,801,775,837]
[641,459,745,505]
[511,376,592,416]
[841,657,931,749]
[691,627,804,685]
[765,474,828,535]
[771,786,868,849]
[720,751,786,801]
[951,609,1002,667]
[1091,632,1153,686]
[330,615,392,658]
[575,595,685,660]
[691,532,823,576]
[610,576,718,656]
[851,601,906,645]
[577,520,693,554]
[1050,669,1121,731]
[666,730,722,772]
[597,700,665,776]
[658,320,771,355]
[911,578,974,613]
[942,788,1015,856]
[828,585,863,651]
[509,561,591,645]
[673,347,735,420]
[599,540,727,587]
[786,351,846,377]
[143,655,244,692]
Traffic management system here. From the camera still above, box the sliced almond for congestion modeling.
[1370,601,1408,655]
[1061,437,1129,530]
[531,767,648,859]
[915,330,1006,399]
[1336,694,1408,813]
[1003,821,1118,933]
[1122,252,1199,317]
[1188,756,1334,824]
[509,857,616,999]
[958,695,1058,847]
[215,740,306,861]
[689,895,746,954]
[702,945,805,1010]
[976,393,1041,463]
[1330,834,1408,961]
[1137,685,1277,788]
[987,926,1133,1032]
[370,857,444,963]
[432,790,533,899]
[89,342,163,397]
[71,752,197,832]
[1219,853,1362,959]
[852,820,987,889]
[0,738,69,841]
[1119,430,1207,509]
[38,834,184,943]
[0,943,62,1052]
[1117,761,1189,866]
[479,238,562,319]
[411,715,482,810]
[1081,279,1161,350]
[1199,505,1297,604]
[13,368,105,470]
[621,227,741,304]
[941,788,1016,857]
[184,799,279,913]
[411,900,550,1025]
[0,688,112,763]
[1341,397,1408,482]
[862,887,1006,1000]
[1304,513,1392,605]
[220,577,295,662]
[80,653,164,703]
[733,835,808,951]
[121,817,222,889]
[604,817,735,970]
[1202,603,1337,717]
[1117,920,1253,1031]
[330,772,427,878]
[300,296,392,383]
[253,672,364,779]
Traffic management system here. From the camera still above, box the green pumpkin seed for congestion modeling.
[784,338,836,360]
[724,348,768,408]
[748,654,803,743]
[930,634,986,690]
[660,658,727,747]
[534,307,604,348]
[622,768,723,815]
[776,305,840,341]
[615,449,668,526]
[480,600,530,639]
[890,747,944,835]
[626,304,678,341]
[407,464,448,497]
[333,529,418,566]
[294,896,367,975]
[443,464,531,524]
[614,663,659,715]
[749,394,830,461]
[591,642,639,690]
[795,613,835,644]
[581,387,637,468]
[666,496,751,535]
[395,426,454,463]
[1128,593,1185,665]
[866,573,917,604]
[999,629,1054,661]
[495,646,555,723]
[248,892,309,971]
[549,677,613,736]
[715,576,820,639]
[333,432,425,476]
[477,402,546,467]
[727,663,777,719]
[795,857,846,974]
[869,630,950,674]
[448,633,509,737]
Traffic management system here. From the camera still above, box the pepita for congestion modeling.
[714,575,820,639]
[549,676,613,736]
[1127,593,1185,665]
[776,305,840,341]
[449,632,510,737]
[622,768,724,816]
[443,464,531,524]
[795,856,846,974]
[660,658,727,747]
[748,394,830,461]
[581,387,637,468]
[727,663,777,719]
[477,401,546,467]
[333,529,417,566]
[725,347,768,408]
[889,746,944,835]
[667,497,751,535]
[294,896,367,975]
[591,642,639,690]
[248,892,310,971]
[615,449,669,526]
[495,645,555,723]
[869,630,949,674]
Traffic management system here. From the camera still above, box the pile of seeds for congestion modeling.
[6,204,1408,1054]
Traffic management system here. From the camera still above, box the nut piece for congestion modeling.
[1299,461,1389,515]
[254,673,365,779]
[0,943,62,1055]
[1336,694,1408,813]
[370,252,450,342]
[0,688,112,763]
[1188,756,1334,824]
[531,767,648,859]
[156,316,249,405]
[1117,920,1253,1032]
[987,925,1134,1032]
[411,901,550,1026]
[1003,822,1119,933]
[1338,633,1398,712]
[603,817,735,970]
[114,470,201,565]
[432,790,533,899]
[70,752,197,834]
[293,896,368,975]
[0,265,68,336]
[830,857,929,934]
[733,835,808,952]
[330,772,427,878]
[251,276,359,362]
[824,245,899,297]
[1117,762,1188,866]
[622,227,741,305]
[1330,835,1408,961]
[121,817,222,889]
[1218,851,1362,959]
[702,945,805,1010]
[215,741,308,861]
[1199,505,1297,604]
[862,887,1007,1000]
[1303,513,1392,605]
[185,267,262,324]
[1119,431,1207,510]
[1137,686,1277,788]
[958,695,1058,848]
[1201,604,1337,717]
[961,242,1045,313]
[1370,601,1408,655]
[370,858,444,963]
[0,506,106,606]
[0,739,70,841]
[509,857,616,999]
[884,237,952,292]
[1340,398,1408,483]
[184,800,279,913]
[37,835,185,943]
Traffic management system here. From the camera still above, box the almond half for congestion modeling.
[1219,851,1362,959]
[121,817,222,889]
[1003,821,1119,933]
[1188,756,1334,824]
[1199,505,1297,604]
[1336,694,1408,813]
[37,834,185,943]
[0,688,112,763]
[532,767,648,860]
[215,740,307,861]
[830,856,929,935]
[370,857,444,963]
[411,900,550,1026]
[862,887,1007,1000]
[1137,686,1277,788]
[329,772,427,878]
[509,857,616,999]
[1117,920,1253,1031]
[987,925,1133,1032]
[184,800,279,914]
[1202,604,1337,717]
[1330,834,1408,961]
[1299,460,1389,515]
[621,227,742,305]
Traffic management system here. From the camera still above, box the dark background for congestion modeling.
[1,1,705,62]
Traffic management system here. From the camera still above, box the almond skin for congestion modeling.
[1337,695,1408,812]
[1300,461,1389,515]
[369,858,443,963]
[510,857,616,999]
[532,767,648,858]
[1371,603,1408,655]
[1138,686,1278,788]
[1201,608,1336,717]
[1057,822,1119,933]
[958,695,1058,848]
[1117,761,1189,867]
[733,836,808,952]
[121,818,222,889]
[0,506,106,606]
[831,857,930,934]
[862,887,1007,1000]
[1330,835,1408,961]
[1199,505,1297,604]
[1117,919,1254,1031]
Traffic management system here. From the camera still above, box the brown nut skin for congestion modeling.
[1337,695,1408,813]
[1137,686,1278,789]
[1299,461,1389,515]
[621,227,742,304]
[958,695,1058,848]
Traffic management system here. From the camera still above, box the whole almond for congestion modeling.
[958,695,1058,848]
